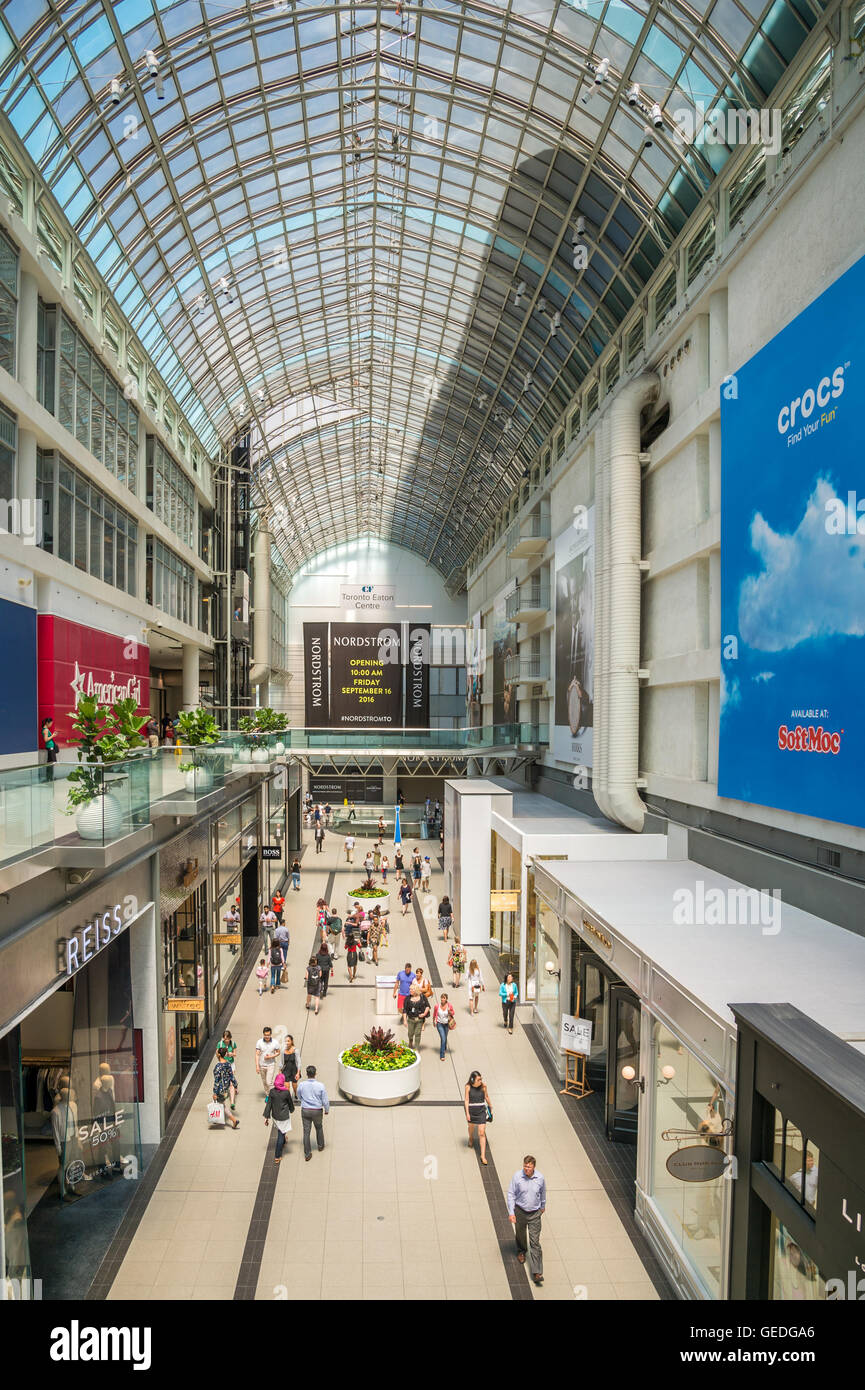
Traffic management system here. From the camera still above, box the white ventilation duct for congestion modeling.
[249,523,271,690]
[593,373,659,832]
[593,415,612,822]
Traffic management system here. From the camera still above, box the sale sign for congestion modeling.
[38,615,150,746]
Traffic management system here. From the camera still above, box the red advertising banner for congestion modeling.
[38,615,150,747]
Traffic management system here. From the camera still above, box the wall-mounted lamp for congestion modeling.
[621,1065,645,1094]
[544,961,560,979]
[659,1065,676,1085]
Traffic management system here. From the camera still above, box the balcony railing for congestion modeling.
[506,582,551,622]
[507,511,551,558]
[504,654,550,682]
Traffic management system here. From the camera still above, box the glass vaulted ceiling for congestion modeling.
[0,0,825,585]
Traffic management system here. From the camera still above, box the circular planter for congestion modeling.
[337,1050,420,1106]
[274,740,286,756]
[75,792,124,841]
[345,887,390,916]
[251,747,270,764]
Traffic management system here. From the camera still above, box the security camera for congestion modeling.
[627,83,640,106]
[651,102,664,128]
[643,125,654,148]
[144,50,160,77]
[110,78,123,104]
[593,58,610,85]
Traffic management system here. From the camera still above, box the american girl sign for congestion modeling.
[38,615,150,745]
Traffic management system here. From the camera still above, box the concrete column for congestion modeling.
[130,903,162,1145]
[18,270,38,398]
[708,289,728,389]
[134,427,147,503]
[182,643,200,710]
[18,427,37,508]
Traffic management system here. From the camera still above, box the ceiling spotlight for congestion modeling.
[110,77,123,104]
[256,388,267,403]
[643,125,654,148]
[514,279,527,306]
[192,292,208,315]
[651,102,664,128]
[522,372,533,392]
[574,215,586,236]
[144,49,160,77]
[627,83,640,106]
[154,75,165,100]
[550,311,561,336]
[218,275,234,302]
[593,57,610,85]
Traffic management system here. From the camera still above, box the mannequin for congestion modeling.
[92,1063,121,1177]
[50,1088,82,1196]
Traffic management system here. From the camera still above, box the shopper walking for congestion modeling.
[268,940,284,993]
[394,962,416,1023]
[380,853,389,883]
[290,858,301,891]
[273,917,290,963]
[411,849,422,887]
[437,895,453,941]
[373,843,382,871]
[448,942,467,989]
[363,850,375,882]
[305,956,323,1014]
[500,973,519,1033]
[212,1047,240,1126]
[394,848,405,876]
[399,878,413,916]
[221,1030,237,1067]
[507,1156,546,1285]
[327,907,343,959]
[297,1065,330,1161]
[255,958,268,995]
[282,1035,301,1101]
[367,912,385,965]
[345,933,360,982]
[414,965,434,1029]
[344,833,355,864]
[464,1070,490,1164]
[272,891,286,924]
[316,941,333,998]
[263,1073,295,1162]
[433,994,455,1060]
[420,856,432,893]
[347,800,356,822]
[404,983,429,1050]
[314,823,325,854]
[255,1028,281,1095]
[260,904,277,945]
[467,959,486,1014]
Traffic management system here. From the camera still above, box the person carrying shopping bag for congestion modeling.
[263,1073,295,1163]
[467,959,485,1014]
[448,942,467,989]
[212,1048,240,1129]
[433,994,455,1060]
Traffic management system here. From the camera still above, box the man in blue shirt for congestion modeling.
[296,1065,330,1161]
[393,964,416,1023]
[506,1155,546,1285]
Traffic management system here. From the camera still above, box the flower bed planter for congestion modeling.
[337,1049,421,1106]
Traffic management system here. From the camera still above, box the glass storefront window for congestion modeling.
[535,899,560,1033]
[650,1019,727,1299]
[213,805,241,856]
[769,1215,826,1300]
[242,792,259,834]
[490,831,521,974]
[162,884,208,1099]
[765,1106,820,1215]
[265,809,286,901]
[215,881,243,1008]
[1,1029,32,1294]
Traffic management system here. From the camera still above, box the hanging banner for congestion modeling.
[720,253,865,828]
[330,622,403,726]
[466,610,484,729]
[404,623,430,728]
[553,507,594,768]
[492,581,517,729]
[303,622,330,727]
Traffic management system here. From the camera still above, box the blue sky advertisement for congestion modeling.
[719,254,865,828]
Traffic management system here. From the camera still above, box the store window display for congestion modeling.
[770,1216,825,1300]
[649,1020,728,1299]
[535,899,561,1035]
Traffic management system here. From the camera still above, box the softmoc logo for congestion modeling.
[778,724,843,754]
[49,1321,151,1371]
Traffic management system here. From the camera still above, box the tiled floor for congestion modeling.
[101,826,661,1302]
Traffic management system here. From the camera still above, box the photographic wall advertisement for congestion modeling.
[553,508,594,767]
[719,253,864,828]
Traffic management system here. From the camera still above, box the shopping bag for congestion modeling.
[364,945,373,962]
[281,965,289,984]
[208,1101,225,1127]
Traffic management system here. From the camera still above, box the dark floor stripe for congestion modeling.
[85,936,261,1301]
[412,892,443,988]
[472,1143,534,1300]
[522,1022,678,1301]
[233,1137,281,1300]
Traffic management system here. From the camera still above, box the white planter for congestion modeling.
[337,1050,420,1106]
[185,767,213,794]
[251,747,270,764]
[75,792,124,842]
[274,740,286,756]
[345,888,390,916]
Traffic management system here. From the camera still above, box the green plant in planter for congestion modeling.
[65,696,148,812]
[340,1027,417,1072]
[255,707,289,734]
[348,885,389,899]
[175,708,222,771]
[237,714,265,750]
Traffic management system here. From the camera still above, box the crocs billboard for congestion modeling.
[719,254,865,827]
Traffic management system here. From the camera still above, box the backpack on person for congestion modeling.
[308,964,322,986]
[270,944,283,966]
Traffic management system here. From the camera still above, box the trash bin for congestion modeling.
[376,975,397,1015]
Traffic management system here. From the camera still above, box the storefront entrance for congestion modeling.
[572,946,640,1143]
